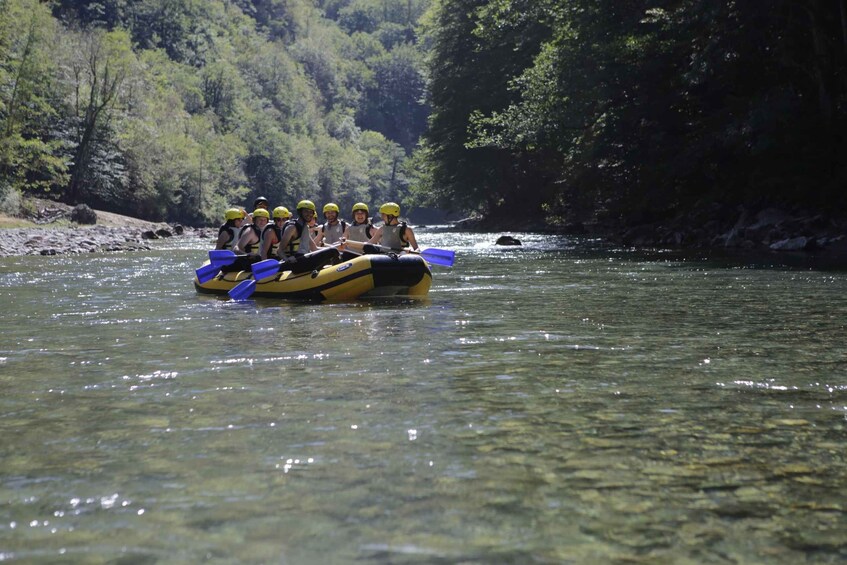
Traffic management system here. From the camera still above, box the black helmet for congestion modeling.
[253,196,269,209]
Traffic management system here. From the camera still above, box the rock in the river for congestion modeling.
[495,235,522,246]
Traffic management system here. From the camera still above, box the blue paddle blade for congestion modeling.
[209,250,238,268]
[420,248,455,267]
[251,259,281,281]
[195,263,221,283]
[228,279,256,300]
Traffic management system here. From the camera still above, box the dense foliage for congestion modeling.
[0,0,430,224]
[4,1,845,228]
[419,0,847,226]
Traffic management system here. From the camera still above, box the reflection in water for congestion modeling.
[0,233,846,562]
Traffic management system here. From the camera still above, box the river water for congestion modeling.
[1,230,846,563]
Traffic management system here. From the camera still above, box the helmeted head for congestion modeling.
[251,208,270,226]
[296,199,317,221]
[323,202,339,221]
[351,202,369,221]
[225,208,243,222]
[253,196,270,209]
[379,202,401,220]
[273,206,291,222]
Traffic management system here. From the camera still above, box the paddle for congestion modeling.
[252,258,284,281]
[343,241,455,267]
[209,249,239,268]
[413,247,455,267]
[195,250,243,283]
[195,262,223,283]
[228,278,256,300]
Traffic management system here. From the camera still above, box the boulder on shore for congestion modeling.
[71,204,97,225]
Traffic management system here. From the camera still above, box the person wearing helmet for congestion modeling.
[278,200,319,260]
[215,208,245,250]
[315,202,349,247]
[233,208,270,255]
[259,207,291,259]
[276,199,340,273]
[338,202,374,260]
[365,202,418,252]
[347,203,374,242]
[253,196,270,210]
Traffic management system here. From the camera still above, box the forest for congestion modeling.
[0,0,430,225]
[2,1,846,232]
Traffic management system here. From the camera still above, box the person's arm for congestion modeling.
[215,230,229,250]
[366,226,383,245]
[233,229,253,254]
[337,225,350,250]
[277,225,294,259]
[404,227,419,251]
[259,231,273,260]
[314,226,325,248]
[308,230,319,252]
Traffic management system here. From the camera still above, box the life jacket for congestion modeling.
[281,218,310,257]
[217,222,240,250]
[381,222,408,250]
[347,221,374,243]
[321,220,347,245]
[240,224,262,254]
[261,224,281,258]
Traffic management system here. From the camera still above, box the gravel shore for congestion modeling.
[0,224,215,257]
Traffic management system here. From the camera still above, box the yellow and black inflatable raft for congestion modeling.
[194,253,432,300]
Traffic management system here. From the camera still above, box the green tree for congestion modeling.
[0,0,67,196]
[62,28,135,204]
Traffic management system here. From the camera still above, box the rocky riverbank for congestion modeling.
[0,223,218,257]
[611,204,847,255]
[455,203,847,258]
[0,200,216,257]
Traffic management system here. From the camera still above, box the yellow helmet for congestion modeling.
[379,202,401,217]
[273,206,291,219]
[225,208,243,221]
[323,202,339,214]
[296,199,316,212]
[352,202,369,214]
[252,208,270,220]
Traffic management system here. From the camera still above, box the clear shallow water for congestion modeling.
[1,231,846,563]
